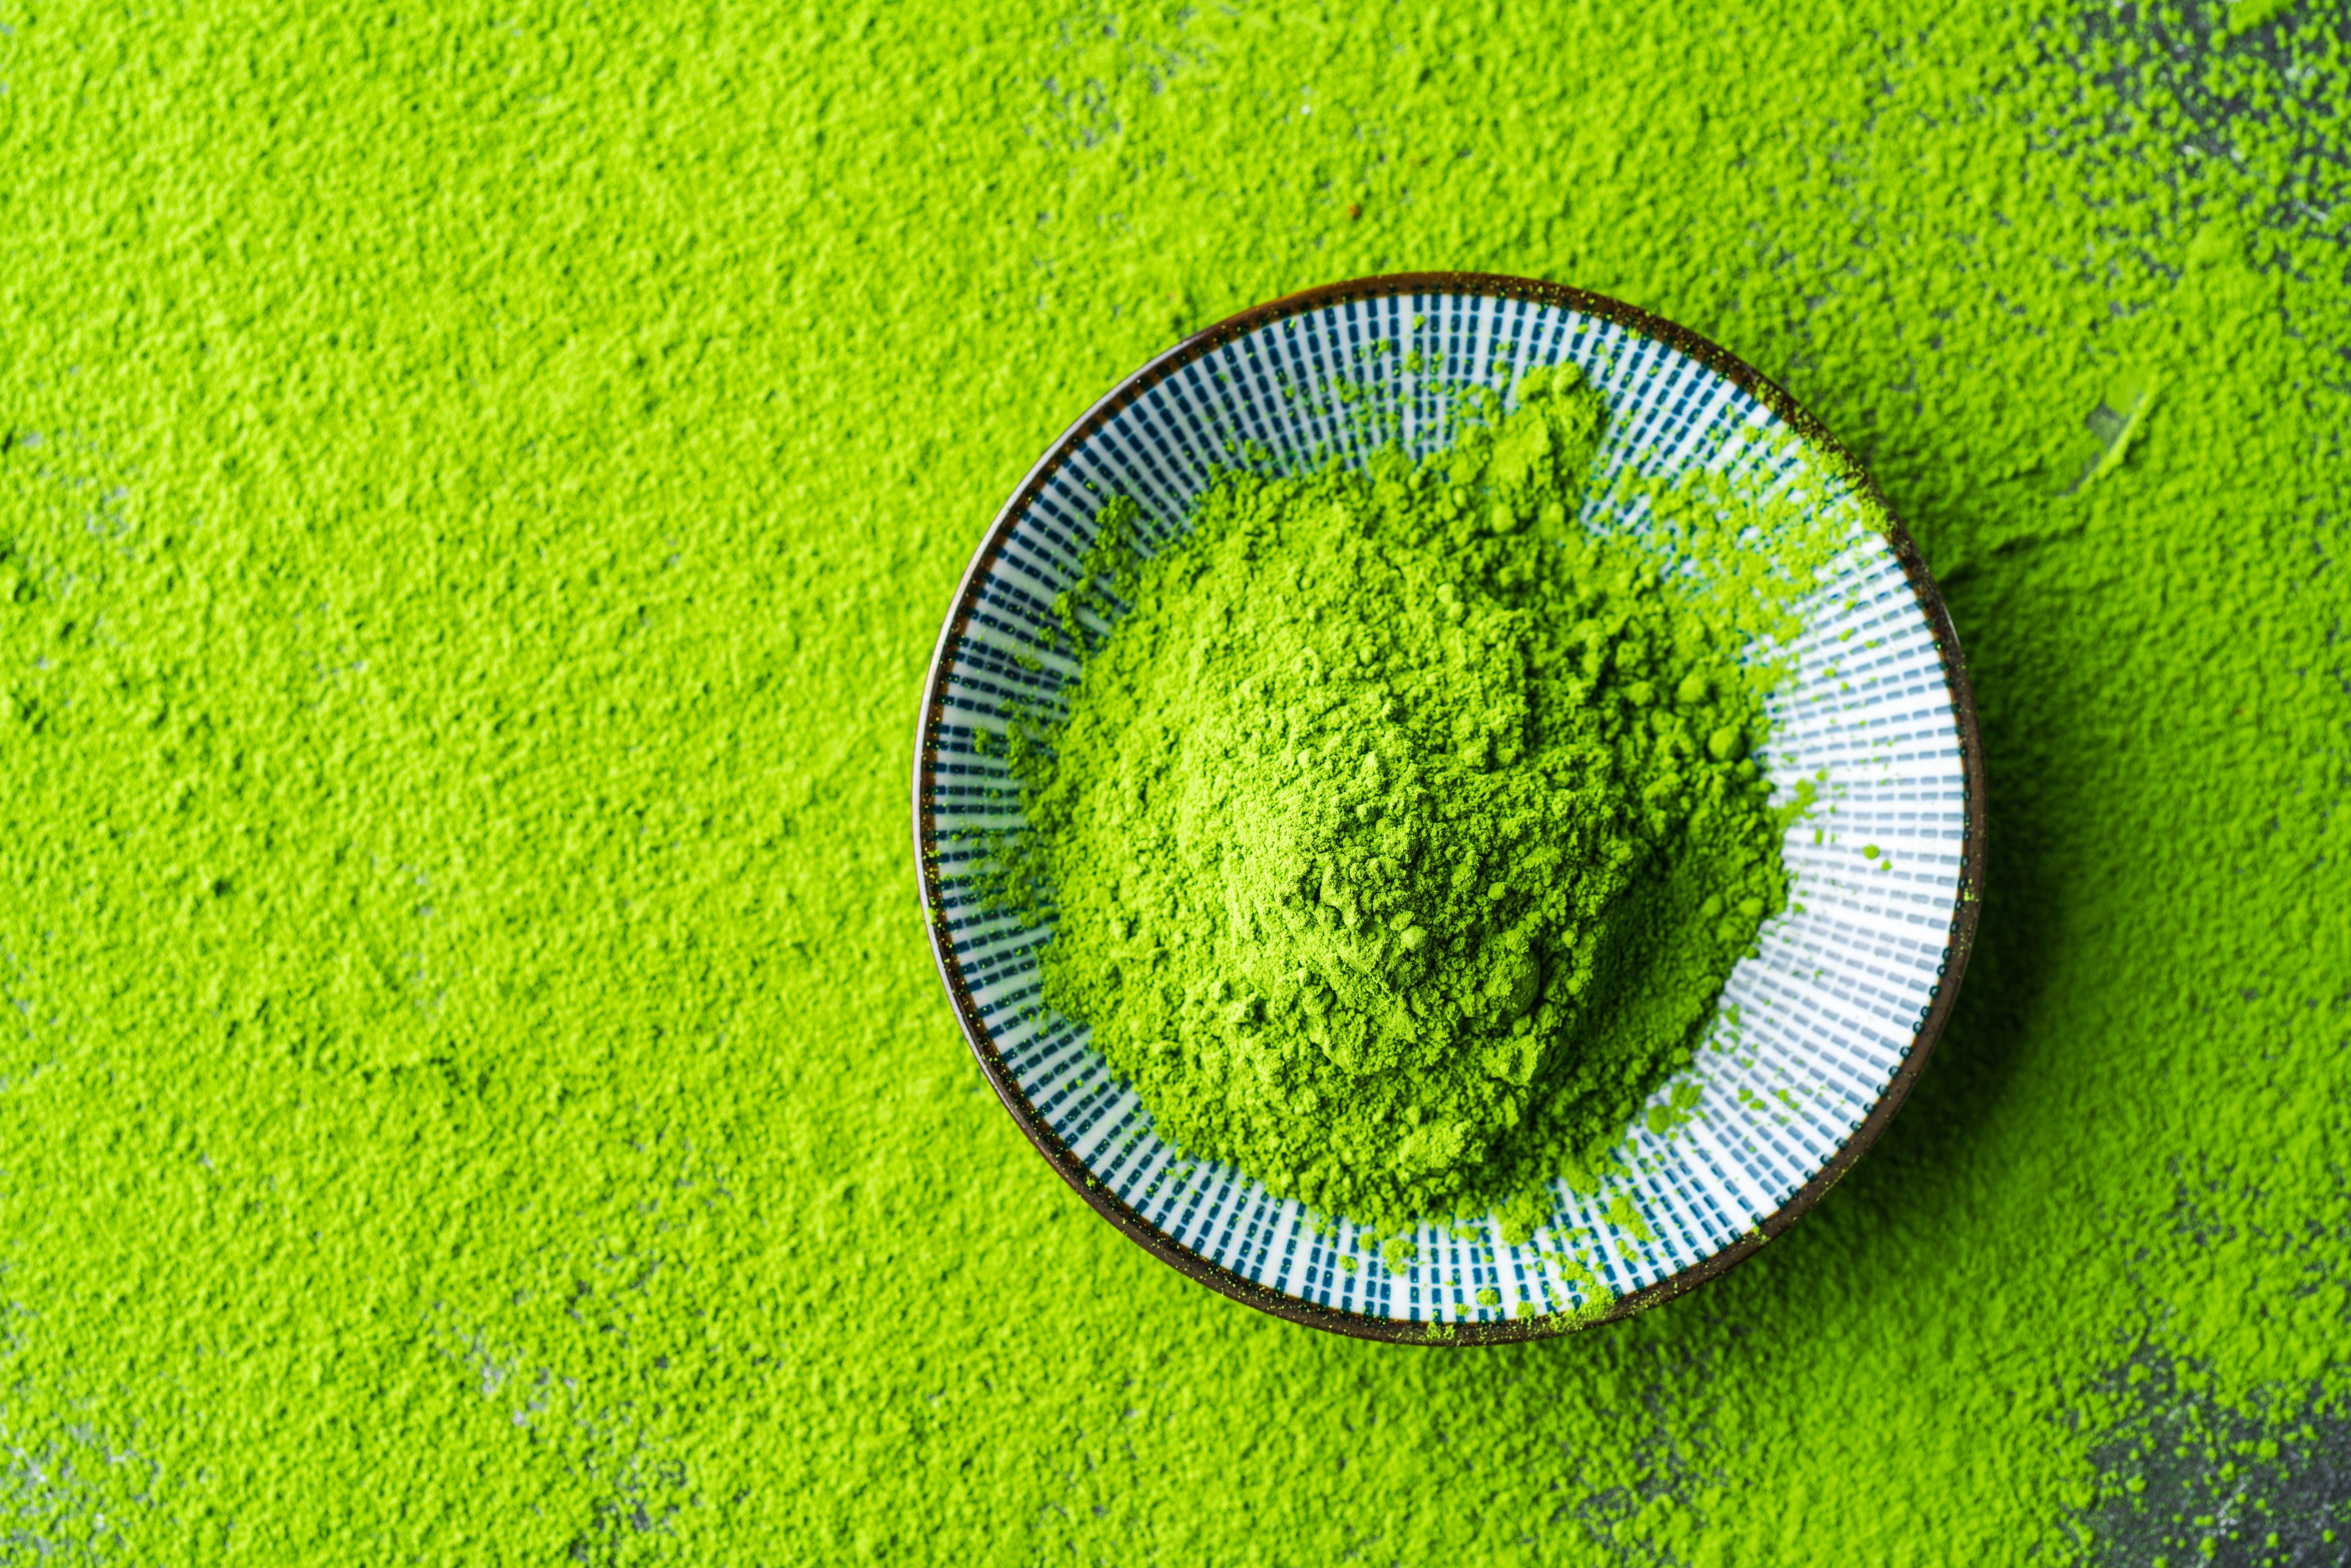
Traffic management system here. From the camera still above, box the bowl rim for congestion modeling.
[909,271,1988,1345]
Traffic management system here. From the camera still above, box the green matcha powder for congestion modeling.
[993,368,1803,1233]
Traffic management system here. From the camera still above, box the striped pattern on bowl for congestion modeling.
[912,274,1983,1343]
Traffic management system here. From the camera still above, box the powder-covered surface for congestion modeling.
[2,0,2346,1561]
[1010,373,1799,1237]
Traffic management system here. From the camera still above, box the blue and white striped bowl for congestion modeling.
[912,275,1984,1342]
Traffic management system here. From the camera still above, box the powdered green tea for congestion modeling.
[1003,369,1802,1232]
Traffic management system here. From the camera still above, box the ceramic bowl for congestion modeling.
[911,274,1984,1343]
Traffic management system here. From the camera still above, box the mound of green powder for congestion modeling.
[1008,367,1793,1229]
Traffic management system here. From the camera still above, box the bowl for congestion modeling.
[911,273,1984,1343]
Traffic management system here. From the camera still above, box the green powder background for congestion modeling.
[2,0,2347,1562]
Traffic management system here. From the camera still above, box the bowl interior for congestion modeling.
[915,278,1980,1341]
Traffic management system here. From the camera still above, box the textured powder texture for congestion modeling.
[1010,371,1796,1235]
[2,0,2348,1561]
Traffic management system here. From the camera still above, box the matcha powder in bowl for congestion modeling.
[913,275,1984,1342]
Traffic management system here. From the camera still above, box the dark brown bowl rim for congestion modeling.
[909,271,1987,1345]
